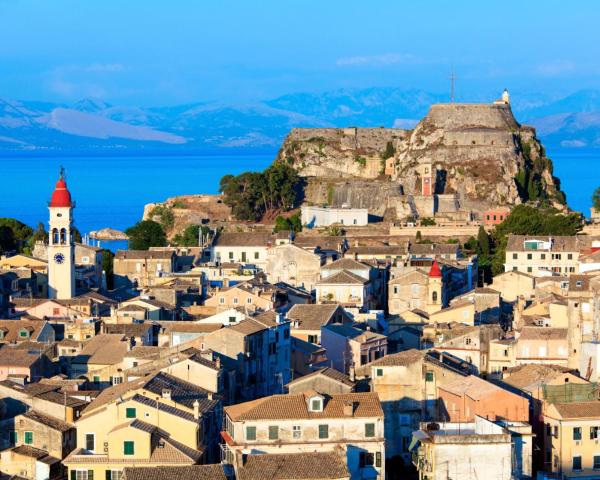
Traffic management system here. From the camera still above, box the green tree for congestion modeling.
[125,220,167,250]
[476,226,490,256]
[381,141,396,160]
[101,249,115,290]
[173,225,212,246]
[593,186,600,212]
[0,226,16,253]
[273,213,302,233]
[0,218,33,252]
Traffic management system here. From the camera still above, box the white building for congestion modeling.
[47,170,75,299]
[301,205,368,228]
[412,416,531,480]
[210,232,273,269]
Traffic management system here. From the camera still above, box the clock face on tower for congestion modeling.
[54,253,65,264]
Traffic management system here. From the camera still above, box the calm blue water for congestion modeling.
[0,148,597,243]
[0,154,273,237]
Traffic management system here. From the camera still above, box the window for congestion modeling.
[268,426,278,440]
[592,426,600,439]
[219,297,225,305]
[228,252,234,260]
[246,297,252,304]
[93,376,100,384]
[432,291,438,303]
[527,267,532,273]
[246,426,256,441]
[541,253,546,260]
[512,253,518,260]
[125,408,136,419]
[228,316,236,323]
[123,441,135,455]
[376,368,383,377]
[307,334,318,344]
[233,297,239,305]
[425,371,434,382]
[465,338,472,345]
[19,330,28,338]
[359,452,375,467]
[393,286,398,295]
[365,423,375,438]
[106,471,122,480]
[318,424,329,439]
[573,427,582,440]
[292,425,301,439]
[24,431,33,444]
[594,455,600,470]
[573,455,582,471]
[311,399,322,412]
[376,451,382,468]
[71,471,93,480]
[568,253,573,260]
[9,430,17,444]
[85,433,95,451]
[527,253,532,260]
[254,252,259,259]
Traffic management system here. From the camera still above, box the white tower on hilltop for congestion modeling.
[502,88,510,104]
[47,168,75,299]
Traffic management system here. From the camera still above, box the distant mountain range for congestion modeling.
[3,88,600,153]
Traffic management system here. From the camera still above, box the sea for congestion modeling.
[0,148,597,251]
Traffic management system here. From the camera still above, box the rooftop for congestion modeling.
[237,452,349,480]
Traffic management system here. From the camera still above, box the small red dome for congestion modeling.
[50,177,72,207]
[429,259,442,278]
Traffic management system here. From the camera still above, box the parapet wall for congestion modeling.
[423,104,520,130]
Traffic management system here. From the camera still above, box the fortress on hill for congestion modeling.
[277,90,566,223]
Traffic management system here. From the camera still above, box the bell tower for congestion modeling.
[48,168,75,299]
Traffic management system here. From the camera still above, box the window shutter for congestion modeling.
[88,470,94,480]
[70,471,76,480]
[105,470,111,480]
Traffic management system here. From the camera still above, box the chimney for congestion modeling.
[349,366,356,382]
[193,399,200,419]
[161,388,172,400]
[343,400,355,417]
[223,278,230,288]
[215,356,221,368]
[207,392,213,400]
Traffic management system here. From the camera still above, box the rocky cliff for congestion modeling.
[276,101,566,219]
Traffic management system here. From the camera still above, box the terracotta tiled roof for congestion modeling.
[122,465,228,480]
[518,327,568,341]
[322,258,370,271]
[237,452,349,480]
[287,367,355,388]
[213,232,273,247]
[552,401,600,419]
[72,334,129,366]
[21,409,73,432]
[227,318,268,336]
[438,375,509,400]
[287,304,346,331]
[364,349,425,367]
[11,445,61,464]
[502,364,577,390]
[410,243,459,256]
[505,235,593,253]
[317,270,367,286]
[323,324,386,342]
[0,319,47,342]
[224,391,382,421]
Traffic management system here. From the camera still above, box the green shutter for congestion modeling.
[10,430,17,444]
[93,376,100,383]
[365,423,375,437]
[70,471,76,480]
[125,408,136,419]
[24,431,33,444]
[88,470,94,480]
[246,426,256,441]
[268,426,278,440]
[124,441,134,455]
[318,424,329,439]
[106,470,112,480]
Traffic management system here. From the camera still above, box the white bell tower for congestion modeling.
[48,168,75,299]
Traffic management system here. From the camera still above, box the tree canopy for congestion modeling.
[125,220,167,250]
[273,213,302,233]
[593,186,600,212]
[173,224,212,247]
[220,163,301,221]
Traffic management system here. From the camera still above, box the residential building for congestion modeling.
[504,235,600,277]
[516,327,569,367]
[265,243,325,292]
[483,207,510,225]
[412,416,530,480]
[491,270,536,302]
[210,231,273,269]
[286,304,352,345]
[113,250,176,288]
[205,275,285,313]
[321,324,387,374]
[222,391,385,479]
[0,342,56,382]
[286,367,356,395]
[388,261,444,315]
[437,374,529,422]
[69,334,131,386]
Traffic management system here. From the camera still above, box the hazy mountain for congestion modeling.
[2,88,600,152]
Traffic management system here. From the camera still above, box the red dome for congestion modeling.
[50,177,72,207]
[429,259,442,278]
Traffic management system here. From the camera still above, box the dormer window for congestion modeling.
[308,394,324,412]
[19,329,29,338]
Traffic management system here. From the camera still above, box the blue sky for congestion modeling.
[1,0,599,105]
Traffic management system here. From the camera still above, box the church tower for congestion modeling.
[48,169,75,299]
[426,259,443,313]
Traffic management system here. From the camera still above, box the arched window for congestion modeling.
[432,291,438,303]
[52,228,59,245]
[60,228,67,245]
